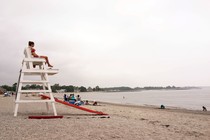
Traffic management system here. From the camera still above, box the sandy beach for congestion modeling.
[0,94,210,140]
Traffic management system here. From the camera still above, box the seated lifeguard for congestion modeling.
[28,41,53,68]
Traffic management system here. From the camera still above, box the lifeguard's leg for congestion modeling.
[40,56,53,67]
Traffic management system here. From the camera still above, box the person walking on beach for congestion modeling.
[28,41,53,67]
[203,106,207,111]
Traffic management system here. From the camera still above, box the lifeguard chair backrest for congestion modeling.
[23,47,45,69]
[24,47,33,69]
[24,47,32,58]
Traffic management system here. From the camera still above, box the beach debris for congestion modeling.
[99,116,110,118]
[161,124,170,127]
[140,118,147,121]
[149,120,160,125]
[28,116,63,119]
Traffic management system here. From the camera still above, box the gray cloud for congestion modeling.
[1,0,210,87]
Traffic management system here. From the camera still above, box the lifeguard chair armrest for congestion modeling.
[47,68,59,71]
[23,58,46,62]
[22,69,59,75]
[47,68,59,75]
[48,68,59,73]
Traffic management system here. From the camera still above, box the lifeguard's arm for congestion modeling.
[32,52,39,57]
[30,47,39,57]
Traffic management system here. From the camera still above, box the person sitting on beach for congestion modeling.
[67,94,71,101]
[76,95,81,101]
[203,106,207,111]
[28,41,53,67]
[4,92,10,97]
[74,95,84,106]
[84,100,90,105]
[93,101,98,106]
[68,94,76,104]
[68,94,76,101]
[64,94,68,101]
[160,105,165,109]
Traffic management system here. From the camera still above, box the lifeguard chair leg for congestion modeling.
[46,102,49,112]
[52,102,57,116]
[14,104,19,117]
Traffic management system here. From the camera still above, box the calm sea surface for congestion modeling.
[76,87,210,110]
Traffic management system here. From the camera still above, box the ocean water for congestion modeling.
[77,87,210,110]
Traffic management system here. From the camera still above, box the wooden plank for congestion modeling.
[20,80,49,83]
[22,69,59,73]
[24,58,46,62]
[16,100,54,103]
[28,116,63,119]
[20,90,51,93]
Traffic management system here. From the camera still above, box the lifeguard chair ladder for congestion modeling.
[14,47,58,117]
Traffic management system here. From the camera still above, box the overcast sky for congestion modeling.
[1,0,210,88]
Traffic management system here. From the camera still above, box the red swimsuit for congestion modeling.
[31,48,38,57]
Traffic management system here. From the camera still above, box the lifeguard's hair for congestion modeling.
[28,41,34,46]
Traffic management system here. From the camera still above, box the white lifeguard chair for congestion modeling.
[14,47,58,117]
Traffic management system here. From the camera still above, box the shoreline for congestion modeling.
[96,100,210,116]
[54,92,209,114]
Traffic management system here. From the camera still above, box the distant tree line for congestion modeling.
[50,84,102,92]
[0,83,102,93]
[99,86,198,92]
[0,83,198,93]
[0,83,17,92]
